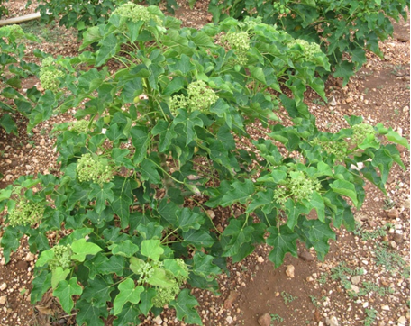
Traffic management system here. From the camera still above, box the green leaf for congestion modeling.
[109,240,139,258]
[76,298,107,326]
[35,249,54,267]
[169,54,195,76]
[88,182,115,214]
[31,269,51,304]
[333,60,355,86]
[113,303,141,326]
[267,225,298,268]
[163,76,186,96]
[0,114,18,134]
[97,255,125,276]
[302,218,336,260]
[130,125,149,165]
[51,267,70,289]
[192,252,221,280]
[141,239,164,261]
[140,159,161,184]
[71,239,103,262]
[139,287,156,316]
[310,191,325,222]
[219,179,255,206]
[146,268,173,287]
[182,229,214,249]
[330,179,359,208]
[96,33,119,66]
[177,208,204,232]
[171,289,203,325]
[386,130,410,149]
[81,275,114,307]
[52,277,83,313]
[113,278,144,315]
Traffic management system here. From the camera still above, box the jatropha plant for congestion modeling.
[0,3,408,325]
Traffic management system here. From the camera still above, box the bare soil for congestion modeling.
[0,1,409,326]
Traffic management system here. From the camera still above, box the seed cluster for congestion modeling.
[39,58,64,93]
[68,120,91,133]
[274,171,321,205]
[311,139,349,161]
[169,80,218,114]
[48,245,73,270]
[351,123,375,145]
[221,31,250,66]
[7,199,44,227]
[288,39,323,61]
[112,2,162,25]
[76,153,114,186]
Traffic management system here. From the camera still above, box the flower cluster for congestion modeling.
[7,199,44,226]
[77,153,114,186]
[351,123,375,145]
[39,58,64,93]
[68,120,91,133]
[274,171,321,205]
[221,31,250,66]
[273,2,291,15]
[288,39,323,61]
[48,245,73,270]
[112,2,162,25]
[169,80,218,114]
[311,139,349,161]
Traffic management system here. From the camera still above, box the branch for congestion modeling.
[0,13,41,26]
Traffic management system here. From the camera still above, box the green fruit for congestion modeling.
[133,96,141,104]
[104,115,111,124]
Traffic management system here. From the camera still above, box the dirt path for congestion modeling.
[0,2,409,326]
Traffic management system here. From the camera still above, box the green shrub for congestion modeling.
[0,4,408,325]
[209,0,409,85]
[0,24,42,134]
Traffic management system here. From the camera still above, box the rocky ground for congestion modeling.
[0,1,410,326]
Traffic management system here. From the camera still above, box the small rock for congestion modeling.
[351,276,361,286]
[314,309,322,322]
[345,97,354,103]
[206,14,213,22]
[386,208,398,219]
[223,291,238,309]
[258,313,271,326]
[153,315,162,325]
[0,283,6,291]
[389,241,397,249]
[26,143,32,149]
[286,265,295,278]
[394,233,404,243]
[397,316,406,326]
[319,322,324,326]
[351,285,360,294]
[299,250,314,261]
[325,315,339,326]
[25,252,35,261]
[206,210,215,220]
[257,256,264,263]
[0,296,6,305]
[226,316,233,324]
[381,305,390,311]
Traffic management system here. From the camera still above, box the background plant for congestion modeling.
[0,24,42,134]
[0,0,7,19]
[208,0,409,85]
[0,3,409,325]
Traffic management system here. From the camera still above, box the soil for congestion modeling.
[0,1,410,326]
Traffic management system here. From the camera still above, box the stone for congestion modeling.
[226,316,233,324]
[325,315,339,326]
[299,250,315,261]
[397,316,406,326]
[258,313,271,326]
[0,283,6,291]
[351,276,361,286]
[0,296,6,305]
[351,285,360,294]
[153,315,162,325]
[25,252,35,261]
[314,309,322,322]
[386,208,398,219]
[286,265,295,278]
[223,291,238,309]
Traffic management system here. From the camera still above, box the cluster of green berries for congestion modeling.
[112,2,162,25]
[169,80,218,114]
[274,171,321,205]
[39,57,64,93]
[77,153,114,186]
[7,199,44,226]
[351,123,375,145]
[68,120,91,133]
[311,139,349,161]
[273,2,291,14]
[221,32,250,66]
[48,245,73,270]
[288,39,323,61]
